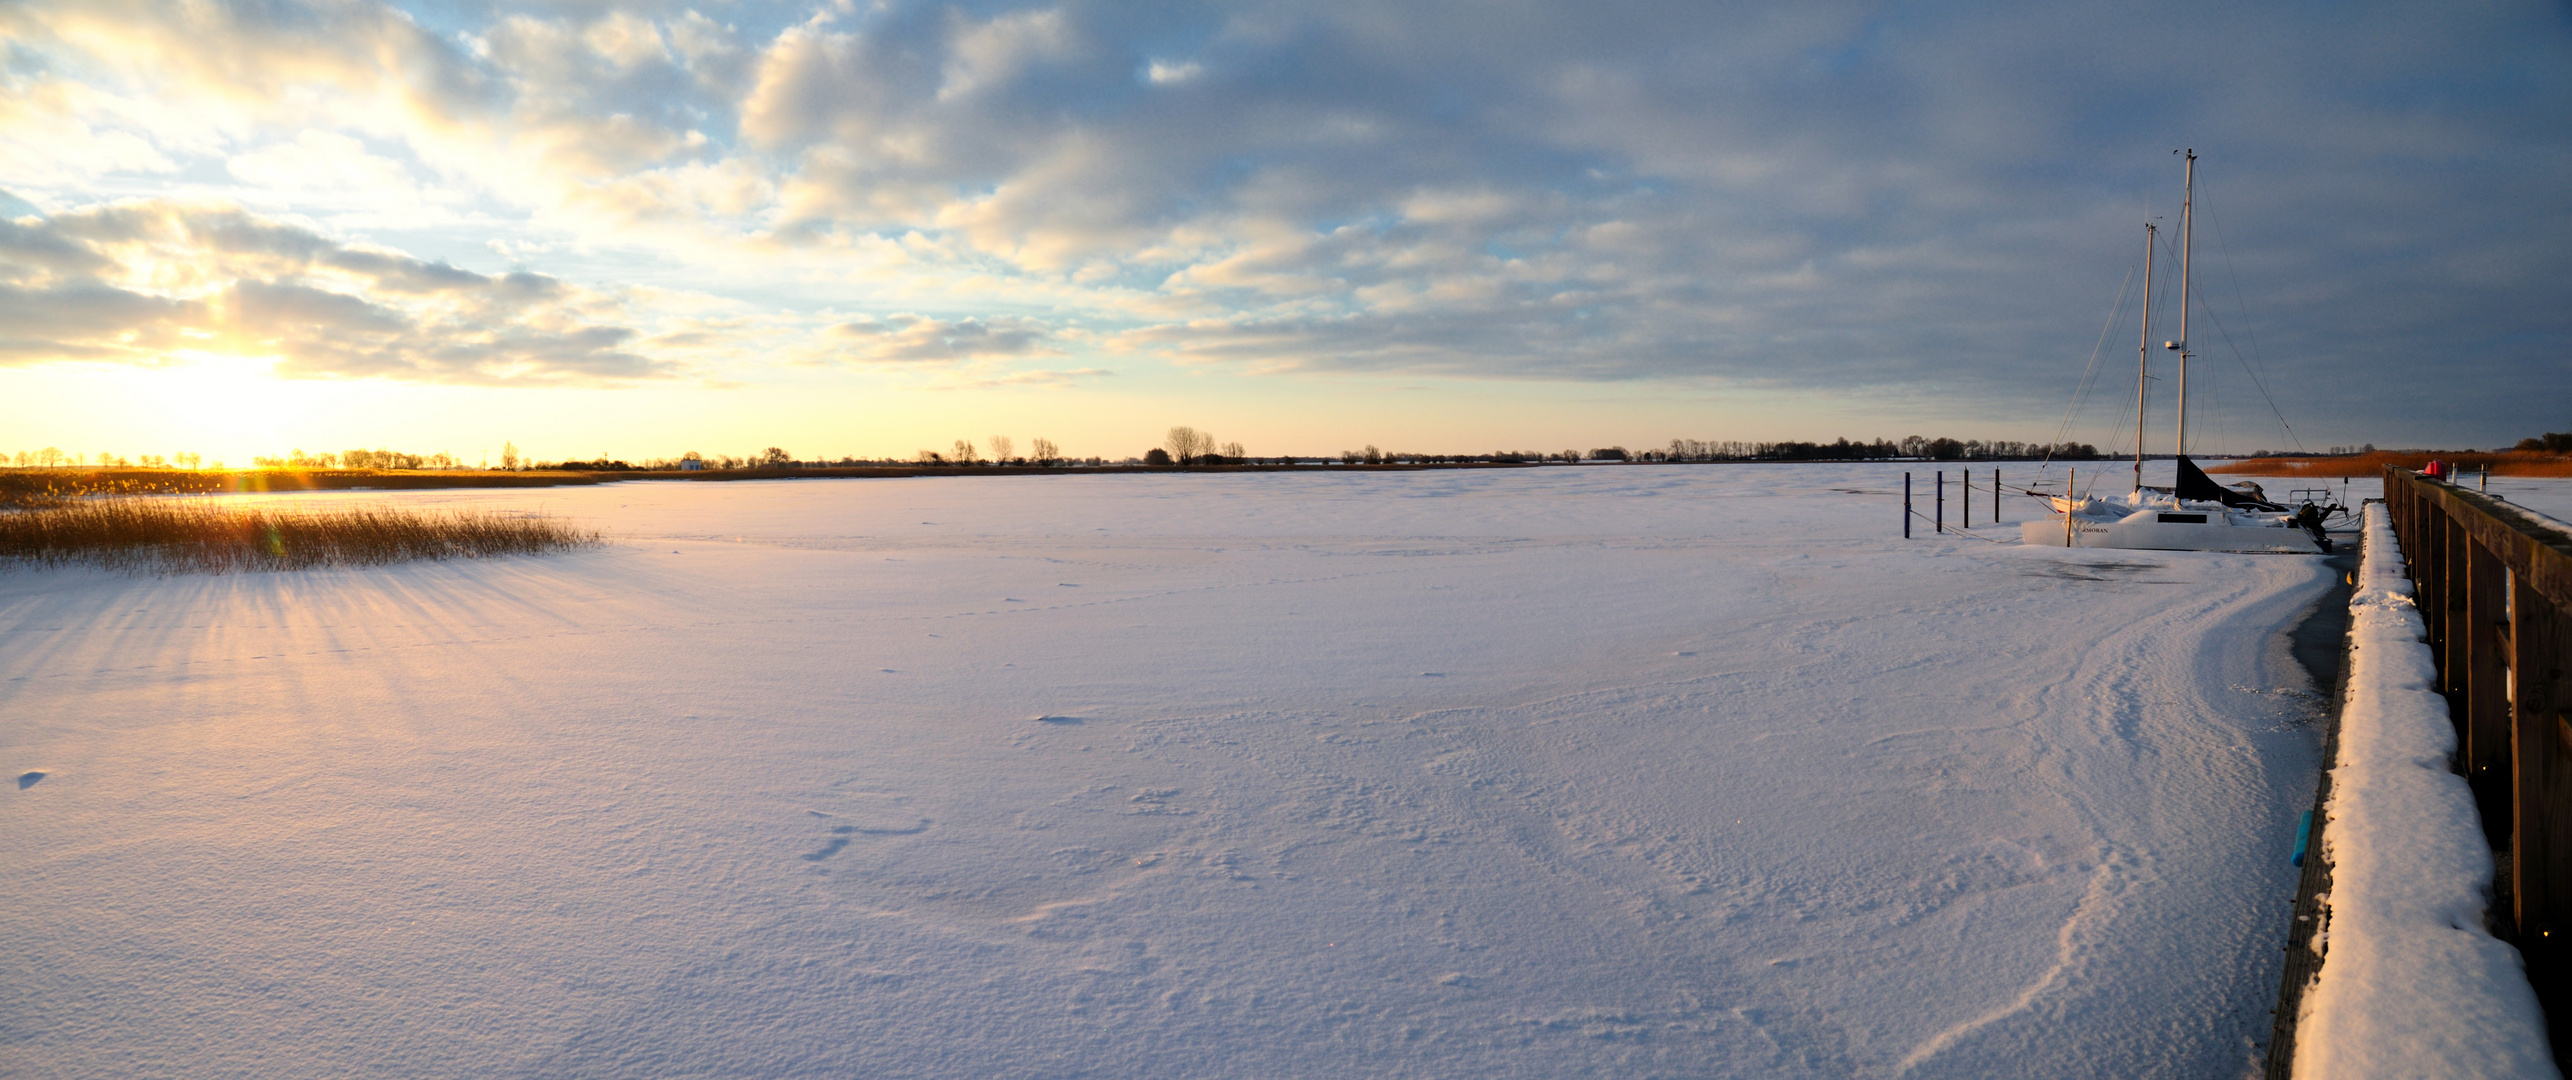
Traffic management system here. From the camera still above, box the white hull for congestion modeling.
[2020,511,2322,553]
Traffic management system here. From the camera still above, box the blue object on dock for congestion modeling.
[2291,810,2314,867]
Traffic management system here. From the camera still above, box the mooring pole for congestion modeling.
[1963,468,1972,527]
[1935,471,1944,534]
[2065,467,2076,547]
[1993,468,2000,524]
[1904,473,1912,538]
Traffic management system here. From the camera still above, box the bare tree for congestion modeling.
[761,447,791,466]
[1031,436,1060,463]
[500,441,520,471]
[953,439,979,464]
[1220,441,1245,461]
[1166,426,1218,465]
[989,435,1015,462]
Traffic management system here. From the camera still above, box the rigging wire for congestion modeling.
[2195,184,2305,453]
[2190,277,2300,453]
[2138,222,2185,467]
[2038,261,2138,477]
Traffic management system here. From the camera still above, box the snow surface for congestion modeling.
[2293,503,2558,1080]
[5,464,2344,1078]
[2477,476,2572,535]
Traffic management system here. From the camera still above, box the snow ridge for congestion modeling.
[2294,503,2557,1079]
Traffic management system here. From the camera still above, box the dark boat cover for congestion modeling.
[2176,456,2286,512]
[2176,455,2332,550]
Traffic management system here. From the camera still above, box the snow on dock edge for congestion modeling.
[2295,503,2557,1078]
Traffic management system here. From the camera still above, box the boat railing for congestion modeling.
[2382,466,2572,1056]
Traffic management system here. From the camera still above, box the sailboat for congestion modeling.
[2022,150,2334,554]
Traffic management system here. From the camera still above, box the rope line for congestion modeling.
[1904,506,2015,544]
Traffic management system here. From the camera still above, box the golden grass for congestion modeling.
[2211,451,2572,479]
[0,499,599,573]
[0,468,618,509]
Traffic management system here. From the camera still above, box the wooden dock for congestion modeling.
[2382,467,2572,1063]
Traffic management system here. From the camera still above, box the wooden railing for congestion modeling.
[2383,467,2572,1055]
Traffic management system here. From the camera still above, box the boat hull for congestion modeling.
[2020,516,2322,553]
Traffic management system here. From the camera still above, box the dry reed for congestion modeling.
[2212,451,2572,479]
[0,499,599,573]
[0,468,620,509]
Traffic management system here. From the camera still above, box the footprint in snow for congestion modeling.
[799,800,931,860]
[803,828,856,861]
[18,771,43,789]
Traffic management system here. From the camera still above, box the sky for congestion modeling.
[0,0,2566,465]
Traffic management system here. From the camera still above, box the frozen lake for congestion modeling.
[3,464,2345,1078]
[2480,475,2572,531]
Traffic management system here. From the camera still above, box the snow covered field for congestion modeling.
[2481,476,2572,532]
[4,464,2346,1078]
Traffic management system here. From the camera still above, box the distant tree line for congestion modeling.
[245,448,464,470]
[7,448,214,469]
[2517,430,2572,454]
[1649,437,2102,462]
[2244,445,2380,458]
[910,435,1079,466]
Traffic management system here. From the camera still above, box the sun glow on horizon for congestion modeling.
[106,353,311,465]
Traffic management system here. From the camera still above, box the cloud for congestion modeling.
[938,9,1076,103]
[226,132,419,196]
[935,366,1112,389]
[825,314,1059,363]
[0,200,677,384]
[0,0,2566,442]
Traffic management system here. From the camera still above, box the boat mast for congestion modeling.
[2136,221,2154,492]
[2170,148,2194,460]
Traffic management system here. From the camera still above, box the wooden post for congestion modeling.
[2449,517,2471,699]
[2420,506,2447,689]
[1993,468,2000,525]
[2515,584,2572,1058]
[1904,473,1911,539]
[2066,468,2077,547]
[2471,538,2514,850]
[1935,471,1944,534]
[1963,467,1972,528]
